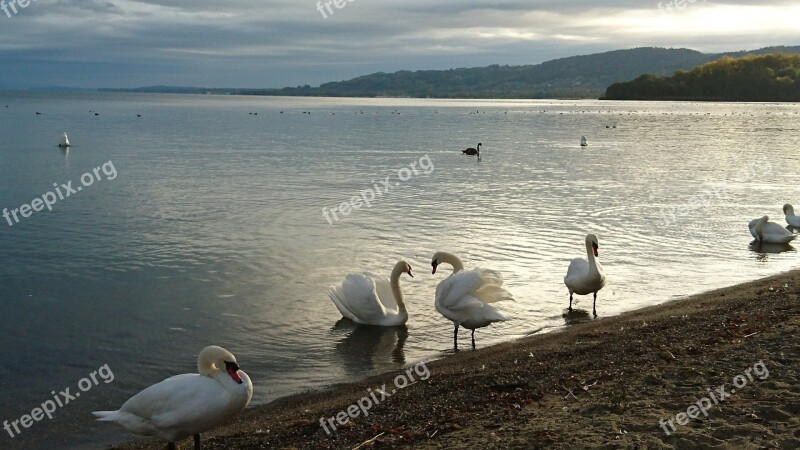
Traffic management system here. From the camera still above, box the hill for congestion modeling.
[101,45,800,99]
[603,53,800,102]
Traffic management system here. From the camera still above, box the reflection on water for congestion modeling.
[1,92,799,449]
[749,241,796,261]
[562,308,593,326]
[332,320,408,374]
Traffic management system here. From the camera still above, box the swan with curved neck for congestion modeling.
[431,251,513,350]
[783,204,800,228]
[564,234,606,317]
[749,215,796,244]
[94,345,253,450]
[328,260,413,326]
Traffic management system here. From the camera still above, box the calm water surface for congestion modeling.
[0,92,798,449]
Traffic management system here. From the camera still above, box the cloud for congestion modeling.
[0,0,798,88]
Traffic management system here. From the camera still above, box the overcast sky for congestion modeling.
[0,0,798,89]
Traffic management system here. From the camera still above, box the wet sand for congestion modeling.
[114,269,799,449]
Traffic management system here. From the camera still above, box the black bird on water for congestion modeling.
[462,143,481,156]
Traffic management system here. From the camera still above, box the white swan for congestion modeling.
[564,234,606,316]
[93,345,252,450]
[58,133,71,148]
[749,215,796,244]
[431,252,513,350]
[580,136,588,147]
[783,204,800,228]
[328,260,413,326]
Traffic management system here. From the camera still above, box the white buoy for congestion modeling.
[580,136,588,147]
[58,133,71,148]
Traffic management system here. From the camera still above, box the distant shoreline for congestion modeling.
[114,269,800,449]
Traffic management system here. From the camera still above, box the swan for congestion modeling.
[783,204,800,228]
[749,215,796,244]
[93,345,252,450]
[58,133,71,148]
[463,143,481,156]
[328,260,414,326]
[564,234,606,317]
[580,136,588,147]
[431,252,513,350]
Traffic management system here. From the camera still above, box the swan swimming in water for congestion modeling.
[328,260,414,326]
[783,204,800,228]
[463,143,481,156]
[430,252,513,350]
[93,345,252,450]
[58,133,71,148]
[564,234,606,317]
[749,215,796,244]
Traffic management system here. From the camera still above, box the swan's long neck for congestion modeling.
[390,265,408,315]
[585,241,599,272]
[440,252,464,274]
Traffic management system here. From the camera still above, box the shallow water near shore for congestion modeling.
[0,92,798,449]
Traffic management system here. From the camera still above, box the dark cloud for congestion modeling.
[0,0,797,88]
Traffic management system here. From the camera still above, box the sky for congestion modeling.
[0,0,798,89]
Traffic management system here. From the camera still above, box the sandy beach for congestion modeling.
[113,270,799,450]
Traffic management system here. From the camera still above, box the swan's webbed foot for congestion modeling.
[194,433,201,450]
[167,443,176,450]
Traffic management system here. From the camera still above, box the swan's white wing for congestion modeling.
[369,272,399,311]
[329,273,388,324]
[564,258,590,287]
[103,374,234,441]
[762,222,796,243]
[436,268,512,311]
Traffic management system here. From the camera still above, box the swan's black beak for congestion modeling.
[407,268,414,278]
[225,361,243,384]
[592,242,599,257]
[431,260,438,274]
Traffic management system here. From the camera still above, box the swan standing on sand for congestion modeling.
[564,234,606,317]
[430,252,513,350]
[749,215,796,244]
[580,136,588,147]
[58,133,71,148]
[783,204,800,228]
[93,345,252,450]
[463,143,481,156]
[328,260,414,326]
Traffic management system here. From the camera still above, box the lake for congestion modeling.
[0,92,798,449]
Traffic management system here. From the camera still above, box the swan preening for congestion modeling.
[328,260,414,326]
[783,204,800,228]
[431,252,513,350]
[564,234,606,317]
[580,136,588,147]
[58,133,71,148]
[749,215,796,244]
[463,143,481,156]
[93,346,252,450]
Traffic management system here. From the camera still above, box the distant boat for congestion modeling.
[580,136,588,147]
[58,133,71,148]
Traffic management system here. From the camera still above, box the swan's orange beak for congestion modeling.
[592,243,599,257]
[225,361,243,384]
